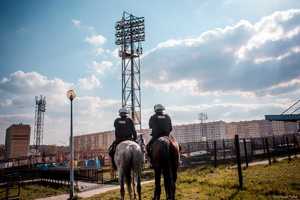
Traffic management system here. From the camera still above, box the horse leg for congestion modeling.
[163,168,171,200]
[172,167,178,199]
[132,171,137,200]
[125,170,133,200]
[153,168,161,200]
[136,170,142,200]
[163,167,175,200]
[118,170,125,200]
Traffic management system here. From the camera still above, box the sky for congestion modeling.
[0,0,300,145]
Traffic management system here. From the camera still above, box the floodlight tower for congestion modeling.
[115,12,145,129]
[198,112,208,140]
[34,95,46,151]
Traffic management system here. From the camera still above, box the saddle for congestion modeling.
[165,136,180,168]
[109,139,138,170]
[147,135,180,168]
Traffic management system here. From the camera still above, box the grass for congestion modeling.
[85,158,300,200]
[0,182,69,200]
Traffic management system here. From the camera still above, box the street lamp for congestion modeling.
[67,89,76,199]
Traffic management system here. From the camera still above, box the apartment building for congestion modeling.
[5,124,31,159]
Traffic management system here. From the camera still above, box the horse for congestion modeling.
[114,140,144,200]
[151,136,180,200]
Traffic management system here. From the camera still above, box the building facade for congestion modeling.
[74,131,114,160]
[5,124,31,159]
[74,129,151,162]
[171,123,205,143]
[171,121,226,143]
[73,120,298,160]
[226,120,298,139]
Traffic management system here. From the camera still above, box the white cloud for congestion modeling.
[85,35,106,46]
[111,48,119,59]
[91,60,113,74]
[72,19,81,28]
[0,71,119,144]
[78,75,101,90]
[144,79,200,95]
[95,48,104,56]
[143,9,300,95]
[0,71,72,96]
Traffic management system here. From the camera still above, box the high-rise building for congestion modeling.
[5,124,31,159]
[73,120,298,159]
[284,122,298,134]
[74,129,150,161]
[171,123,205,143]
[225,122,238,139]
[171,121,226,143]
[272,121,285,135]
[206,121,226,141]
[259,120,273,137]
[225,120,298,139]
[74,131,114,160]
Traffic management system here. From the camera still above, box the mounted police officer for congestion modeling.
[146,104,173,164]
[109,107,137,169]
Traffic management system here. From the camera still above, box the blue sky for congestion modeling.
[1,0,300,145]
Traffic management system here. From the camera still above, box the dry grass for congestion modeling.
[85,158,300,200]
[0,182,69,200]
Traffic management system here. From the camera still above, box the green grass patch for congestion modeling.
[0,183,69,200]
[85,158,300,200]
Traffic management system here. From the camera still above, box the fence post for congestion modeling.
[286,136,291,161]
[214,140,217,168]
[250,138,254,160]
[272,135,276,149]
[293,134,298,158]
[5,179,9,200]
[265,138,271,165]
[206,140,210,162]
[234,135,243,190]
[243,138,248,168]
[281,135,285,146]
[223,139,226,160]
[206,140,209,151]
[262,137,266,155]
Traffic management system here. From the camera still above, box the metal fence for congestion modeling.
[180,133,300,167]
[0,133,299,199]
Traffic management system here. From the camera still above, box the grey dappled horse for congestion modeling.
[115,140,144,200]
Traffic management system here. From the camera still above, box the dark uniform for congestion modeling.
[147,112,172,162]
[109,116,137,169]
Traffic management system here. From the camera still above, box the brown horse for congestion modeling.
[151,136,180,200]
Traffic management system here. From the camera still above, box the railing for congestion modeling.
[0,133,299,190]
[179,133,300,167]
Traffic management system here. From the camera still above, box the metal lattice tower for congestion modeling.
[198,112,208,140]
[34,95,46,151]
[115,12,145,129]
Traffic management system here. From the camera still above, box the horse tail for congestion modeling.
[160,139,176,200]
[125,147,134,196]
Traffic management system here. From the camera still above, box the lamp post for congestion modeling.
[67,89,76,199]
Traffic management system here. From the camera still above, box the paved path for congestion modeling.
[231,154,298,168]
[35,180,154,200]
